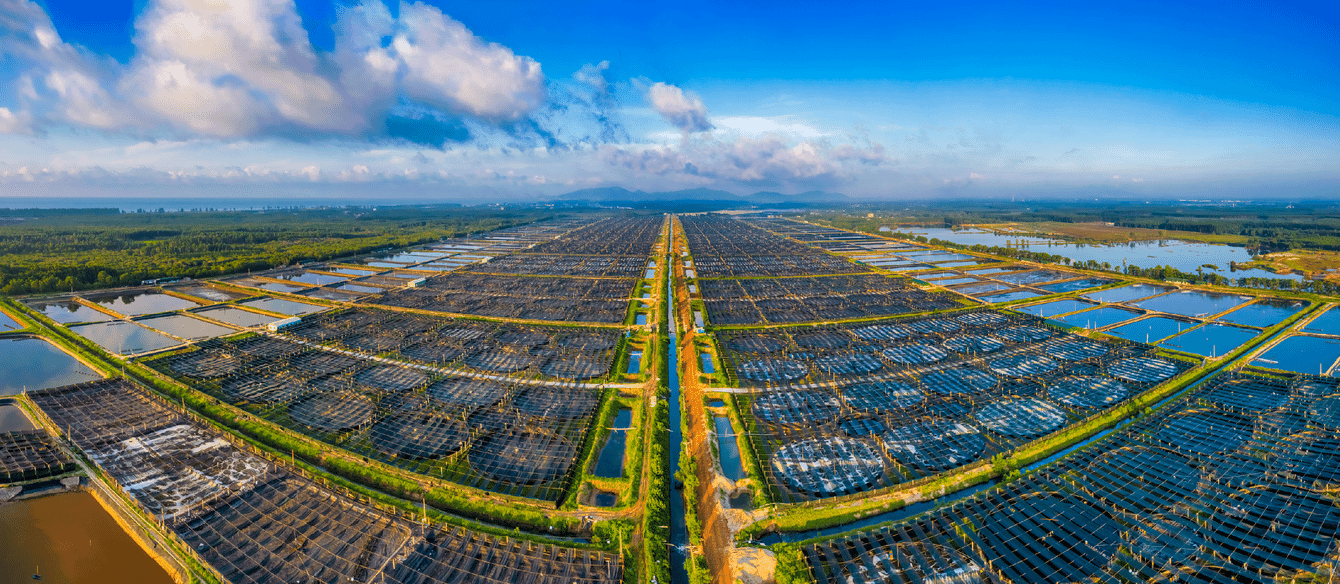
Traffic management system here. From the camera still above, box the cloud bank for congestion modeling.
[0,0,546,139]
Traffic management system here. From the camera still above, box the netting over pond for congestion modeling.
[698,274,959,325]
[374,273,635,323]
[144,314,611,501]
[802,370,1340,584]
[0,430,73,483]
[466,253,649,277]
[723,309,1192,502]
[681,215,870,277]
[27,379,621,583]
[250,307,619,381]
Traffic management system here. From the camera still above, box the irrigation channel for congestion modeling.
[668,247,689,584]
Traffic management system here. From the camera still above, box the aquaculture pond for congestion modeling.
[87,291,201,317]
[1133,289,1253,318]
[701,353,715,373]
[928,277,981,286]
[240,297,326,316]
[26,300,114,324]
[1158,323,1258,357]
[1304,307,1340,335]
[1035,278,1111,294]
[635,314,648,325]
[0,402,36,431]
[326,266,377,276]
[69,321,181,355]
[0,309,19,331]
[1254,335,1340,375]
[170,285,249,302]
[0,337,101,395]
[193,306,280,328]
[281,272,348,286]
[138,314,237,341]
[980,289,1044,304]
[714,416,746,481]
[592,408,633,478]
[1105,316,1197,344]
[1051,306,1142,329]
[626,351,642,374]
[257,281,308,294]
[0,492,175,584]
[908,227,1302,281]
[1015,299,1097,318]
[1082,283,1173,304]
[339,283,388,294]
[1217,298,1307,328]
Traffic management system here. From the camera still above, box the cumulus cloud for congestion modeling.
[394,1,544,121]
[600,135,891,188]
[574,60,610,93]
[646,82,712,133]
[0,107,32,134]
[0,0,547,139]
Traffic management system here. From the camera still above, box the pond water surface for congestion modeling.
[714,416,746,481]
[1106,316,1197,344]
[1133,290,1252,318]
[1052,306,1143,329]
[1083,284,1173,304]
[0,309,19,331]
[593,408,633,478]
[26,300,113,324]
[87,291,201,317]
[1015,299,1097,318]
[194,306,279,328]
[138,314,237,341]
[0,337,101,395]
[1303,308,1340,335]
[1217,299,1307,328]
[1159,324,1259,357]
[0,491,175,584]
[240,297,326,315]
[69,321,181,355]
[906,228,1301,281]
[1254,335,1340,375]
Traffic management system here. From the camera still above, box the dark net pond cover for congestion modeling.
[840,380,924,413]
[753,390,840,425]
[31,377,621,583]
[1047,376,1129,409]
[770,437,885,496]
[882,419,986,471]
[972,398,1066,438]
[800,370,1340,584]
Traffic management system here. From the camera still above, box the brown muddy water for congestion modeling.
[0,491,174,584]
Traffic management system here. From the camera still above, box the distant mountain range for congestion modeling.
[550,187,850,208]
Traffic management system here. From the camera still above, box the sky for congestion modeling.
[0,0,1336,202]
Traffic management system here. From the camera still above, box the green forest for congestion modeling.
[818,202,1340,251]
[0,206,546,295]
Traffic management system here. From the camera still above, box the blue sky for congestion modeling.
[0,0,1336,200]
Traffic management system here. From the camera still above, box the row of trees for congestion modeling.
[0,208,546,295]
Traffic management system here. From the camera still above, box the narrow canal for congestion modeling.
[667,241,689,584]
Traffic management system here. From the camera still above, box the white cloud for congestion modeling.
[124,0,375,135]
[646,82,712,133]
[600,134,891,188]
[712,116,828,139]
[394,1,544,121]
[574,60,610,92]
[1,0,548,138]
[0,107,32,134]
